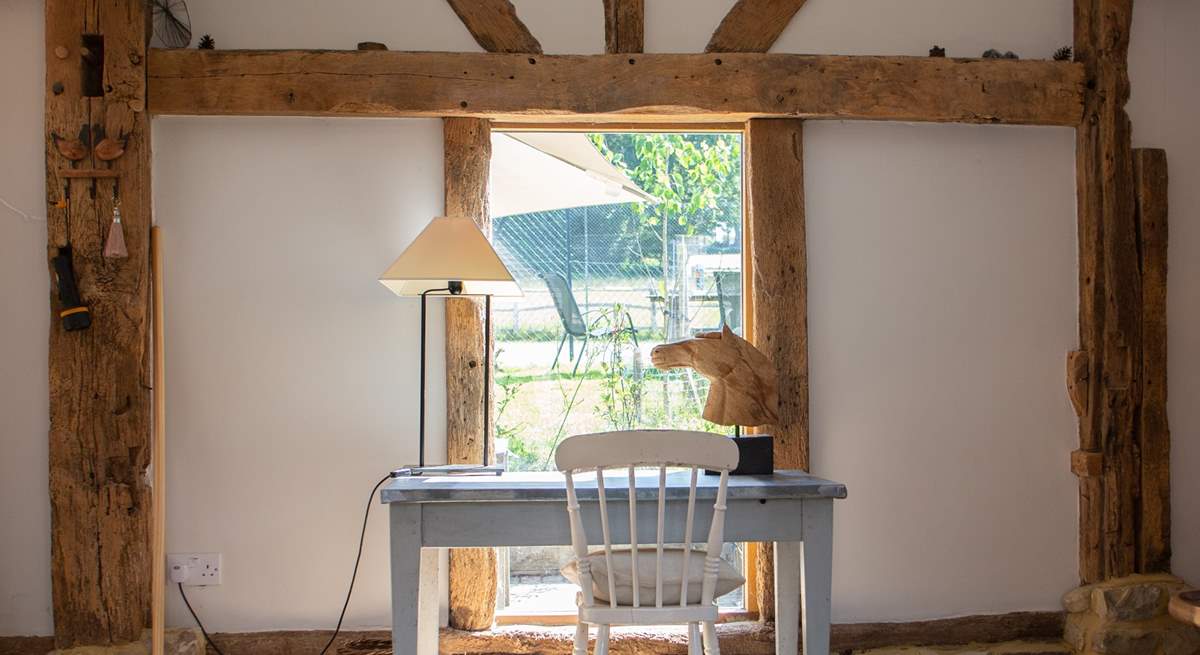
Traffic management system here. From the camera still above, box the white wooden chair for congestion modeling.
[554,430,740,655]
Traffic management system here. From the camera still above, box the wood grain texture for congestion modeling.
[152,227,166,655]
[1073,0,1139,584]
[746,118,807,622]
[46,0,153,647]
[446,0,542,54]
[431,611,1064,655]
[1071,449,1104,478]
[603,0,644,53]
[2,616,1063,655]
[650,326,780,427]
[1066,350,1090,417]
[1134,147,1169,574]
[705,0,808,53]
[147,50,1086,126]
[746,119,808,473]
[443,117,498,631]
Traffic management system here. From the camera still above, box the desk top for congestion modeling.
[381,470,847,504]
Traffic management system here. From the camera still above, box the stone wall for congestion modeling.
[1063,574,1200,655]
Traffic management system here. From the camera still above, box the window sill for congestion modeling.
[440,620,774,655]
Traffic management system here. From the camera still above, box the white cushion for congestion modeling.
[561,548,745,606]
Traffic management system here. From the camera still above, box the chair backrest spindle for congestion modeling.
[595,467,618,608]
[554,430,739,612]
[700,470,730,606]
[680,465,698,607]
[563,471,596,607]
[655,465,666,608]
[628,465,639,608]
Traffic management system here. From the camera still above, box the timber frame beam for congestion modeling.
[443,117,500,631]
[146,49,1086,126]
[42,0,1173,647]
[45,0,153,648]
[1070,0,1171,585]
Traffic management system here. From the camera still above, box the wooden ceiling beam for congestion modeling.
[148,50,1085,126]
[603,0,644,53]
[706,0,809,53]
[446,0,542,54]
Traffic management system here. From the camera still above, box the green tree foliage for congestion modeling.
[589,133,743,275]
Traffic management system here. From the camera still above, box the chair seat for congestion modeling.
[578,600,719,626]
[561,547,745,606]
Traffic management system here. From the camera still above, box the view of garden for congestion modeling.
[489,132,747,612]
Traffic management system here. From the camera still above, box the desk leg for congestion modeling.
[800,499,833,655]
[775,541,801,655]
[391,504,427,655]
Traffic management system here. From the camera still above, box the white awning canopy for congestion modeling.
[488,132,656,218]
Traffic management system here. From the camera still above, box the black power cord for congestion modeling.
[179,473,394,655]
[179,583,226,655]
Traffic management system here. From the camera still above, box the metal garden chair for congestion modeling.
[555,430,740,655]
[540,272,638,375]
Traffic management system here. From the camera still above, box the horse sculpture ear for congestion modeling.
[721,324,736,338]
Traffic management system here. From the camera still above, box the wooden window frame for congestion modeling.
[466,121,764,627]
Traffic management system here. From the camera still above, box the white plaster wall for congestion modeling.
[0,0,53,637]
[805,122,1079,620]
[152,116,447,631]
[2,0,1197,638]
[1127,0,1200,590]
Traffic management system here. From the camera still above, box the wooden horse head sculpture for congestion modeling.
[650,324,779,427]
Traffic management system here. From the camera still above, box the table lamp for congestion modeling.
[380,215,523,476]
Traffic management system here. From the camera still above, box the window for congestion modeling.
[489,130,747,617]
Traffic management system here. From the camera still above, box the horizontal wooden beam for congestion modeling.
[148,49,1085,126]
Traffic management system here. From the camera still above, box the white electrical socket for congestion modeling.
[167,553,222,586]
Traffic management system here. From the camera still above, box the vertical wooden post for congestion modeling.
[1134,148,1170,573]
[45,0,153,647]
[1072,0,1140,584]
[602,0,645,54]
[745,118,808,621]
[444,117,499,630]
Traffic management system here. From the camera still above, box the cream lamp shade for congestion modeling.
[379,215,523,297]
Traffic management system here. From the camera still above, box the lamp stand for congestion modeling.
[393,284,502,477]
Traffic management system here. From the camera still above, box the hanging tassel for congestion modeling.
[104,199,128,258]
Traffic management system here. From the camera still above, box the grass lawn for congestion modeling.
[496,351,728,472]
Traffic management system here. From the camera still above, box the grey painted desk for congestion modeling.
[381,470,847,655]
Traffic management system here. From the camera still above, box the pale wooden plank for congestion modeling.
[147,50,1087,127]
[152,228,166,655]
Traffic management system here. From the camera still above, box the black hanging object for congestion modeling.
[151,0,193,48]
[198,34,214,49]
[53,246,91,331]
